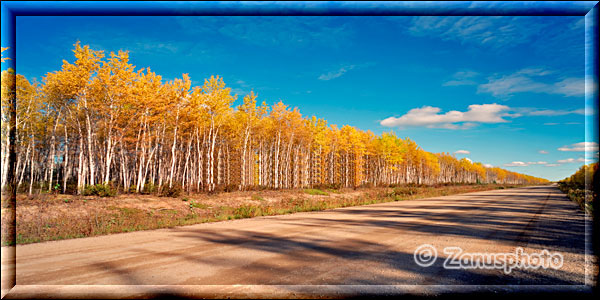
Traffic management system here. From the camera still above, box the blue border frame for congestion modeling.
[1,1,599,297]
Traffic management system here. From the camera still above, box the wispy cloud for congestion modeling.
[443,66,587,98]
[318,65,356,81]
[477,68,585,98]
[506,157,591,167]
[318,62,374,81]
[408,16,522,48]
[442,70,479,86]
[526,108,586,116]
[174,16,354,50]
[538,150,549,154]
[406,16,583,55]
[229,79,253,96]
[557,142,599,152]
[454,150,470,155]
[507,155,591,168]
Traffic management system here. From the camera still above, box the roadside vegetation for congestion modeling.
[1,183,524,245]
[0,46,548,246]
[558,162,598,214]
[1,43,546,201]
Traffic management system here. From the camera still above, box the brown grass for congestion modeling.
[1,184,525,245]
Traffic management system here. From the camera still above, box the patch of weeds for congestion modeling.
[189,201,209,209]
[392,187,419,196]
[252,194,265,202]
[234,205,264,219]
[109,207,143,216]
[304,188,329,196]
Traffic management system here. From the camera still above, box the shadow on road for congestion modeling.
[150,186,588,286]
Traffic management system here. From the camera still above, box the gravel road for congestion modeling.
[1,185,595,298]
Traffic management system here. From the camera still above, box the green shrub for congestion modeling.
[142,182,157,195]
[82,184,117,197]
[128,185,137,194]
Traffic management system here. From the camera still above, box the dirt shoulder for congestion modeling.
[2,184,527,245]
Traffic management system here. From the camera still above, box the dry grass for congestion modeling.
[1,183,524,245]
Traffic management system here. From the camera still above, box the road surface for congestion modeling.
[1,185,595,298]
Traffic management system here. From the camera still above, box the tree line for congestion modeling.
[0,43,548,195]
[557,162,597,212]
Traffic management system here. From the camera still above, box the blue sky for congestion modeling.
[10,15,599,181]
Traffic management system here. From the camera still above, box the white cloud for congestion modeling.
[557,158,586,163]
[483,163,493,168]
[380,103,512,129]
[557,142,599,152]
[545,164,561,167]
[454,150,470,155]
[380,102,588,130]
[504,161,547,167]
[433,123,478,130]
[538,150,549,154]
[504,161,527,167]
[478,68,585,98]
